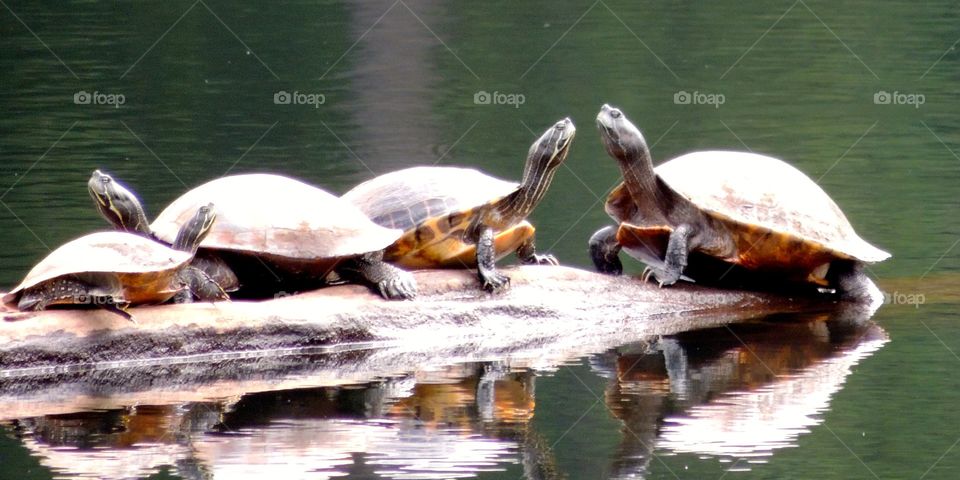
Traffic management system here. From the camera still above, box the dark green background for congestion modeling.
[1,0,958,478]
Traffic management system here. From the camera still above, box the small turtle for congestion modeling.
[148,174,416,300]
[589,104,890,300]
[89,169,239,299]
[341,118,575,292]
[3,205,224,320]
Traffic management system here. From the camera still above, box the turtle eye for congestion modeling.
[610,109,622,119]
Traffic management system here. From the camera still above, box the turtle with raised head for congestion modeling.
[4,205,225,320]
[89,169,239,298]
[342,118,575,292]
[589,104,890,300]
[147,174,417,300]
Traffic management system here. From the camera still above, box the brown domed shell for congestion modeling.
[151,174,401,260]
[658,151,890,262]
[3,232,190,304]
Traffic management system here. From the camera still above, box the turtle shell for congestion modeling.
[3,232,190,306]
[341,167,524,267]
[151,174,401,263]
[609,151,889,273]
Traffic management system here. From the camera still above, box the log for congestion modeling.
[0,265,846,369]
[0,266,879,417]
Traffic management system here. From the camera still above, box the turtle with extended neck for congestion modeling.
[589,104,889,300]
[89,169,239,300]
[343,118,576,292]
[90,170,416,300]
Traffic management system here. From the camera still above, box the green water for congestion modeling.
[1,0,958,478]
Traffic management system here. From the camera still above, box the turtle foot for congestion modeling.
[642,266,680,287]
[481,271,511,293]
[524,253,559,266]
[378,271,417,300]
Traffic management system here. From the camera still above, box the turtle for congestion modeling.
[341,117,576,292]
[89,169,240,298]
[147,173,416,300]
[588,104,890,300]
[3,204,225,320]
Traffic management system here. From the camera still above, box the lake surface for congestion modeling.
[1,0,958,478]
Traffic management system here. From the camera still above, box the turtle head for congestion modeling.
[596,104,651,168]
[88,170,152,237]
[527,117,576,172]
[173,203,216,254]
[501,118,576,222]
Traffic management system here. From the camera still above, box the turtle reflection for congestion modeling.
[6,364,559,479]
[596,311,888,478]
[4,311,886,479]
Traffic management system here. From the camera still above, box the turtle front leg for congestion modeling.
[476,226,510,292]
[175,266,229,303]
[589,225,623,275]
[338,251,417,300]
[516,236,558,266]
[650,224,694,287]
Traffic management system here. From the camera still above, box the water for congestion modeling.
[0,0,957,478]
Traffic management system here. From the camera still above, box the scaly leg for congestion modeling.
[175,266,229,303]
[477,226,510,292]
[651,224,694,287]
[338,251,417,300]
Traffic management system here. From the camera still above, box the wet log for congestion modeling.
[0,266,843,374]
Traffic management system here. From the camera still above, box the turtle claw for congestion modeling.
[481,271,511,293]
[378,272,417,300]
[641,266,654,283]
[641,266,680,287]
[524,253,559,266]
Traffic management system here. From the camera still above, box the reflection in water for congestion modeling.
[7,366,556,479]
[596,310,888,478]
[4,309,885,479]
